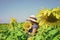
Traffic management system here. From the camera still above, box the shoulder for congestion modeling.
[32,24,38,28]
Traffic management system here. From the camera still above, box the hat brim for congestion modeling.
[29,18,37,22]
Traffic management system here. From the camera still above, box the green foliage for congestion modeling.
[0,22,28,40]
[35,26,60,40]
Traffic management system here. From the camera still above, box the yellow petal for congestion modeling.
[48,11,51,16]
[56,14,60,19]
[44,11,47,16]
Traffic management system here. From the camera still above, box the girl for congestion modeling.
[27,15,38,37]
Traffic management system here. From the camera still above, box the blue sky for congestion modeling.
[0,0,60,23]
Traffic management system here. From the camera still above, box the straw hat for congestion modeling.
[27,15,37,23]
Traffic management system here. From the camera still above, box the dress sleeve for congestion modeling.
[32,24,38,29]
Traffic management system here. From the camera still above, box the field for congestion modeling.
[0,7,60,40]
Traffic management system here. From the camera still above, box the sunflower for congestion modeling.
[23,21,32,31]
[36,7,60,28]
[9,17,17,29]
[10,17,16,23]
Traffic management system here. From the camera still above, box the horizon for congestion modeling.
[0,0,60,23]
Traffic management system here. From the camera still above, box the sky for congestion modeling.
[0,0,60,23]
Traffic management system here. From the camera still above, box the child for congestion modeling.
[27,15,38,37]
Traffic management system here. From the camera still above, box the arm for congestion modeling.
[32,24,38,36]
[32,28,37,35]
[28,28,37,38]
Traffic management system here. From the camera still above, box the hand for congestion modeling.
[28,32,31,35]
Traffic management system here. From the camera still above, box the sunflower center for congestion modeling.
[46,13,58,23]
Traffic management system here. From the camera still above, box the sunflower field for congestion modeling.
[0,7,60,40]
